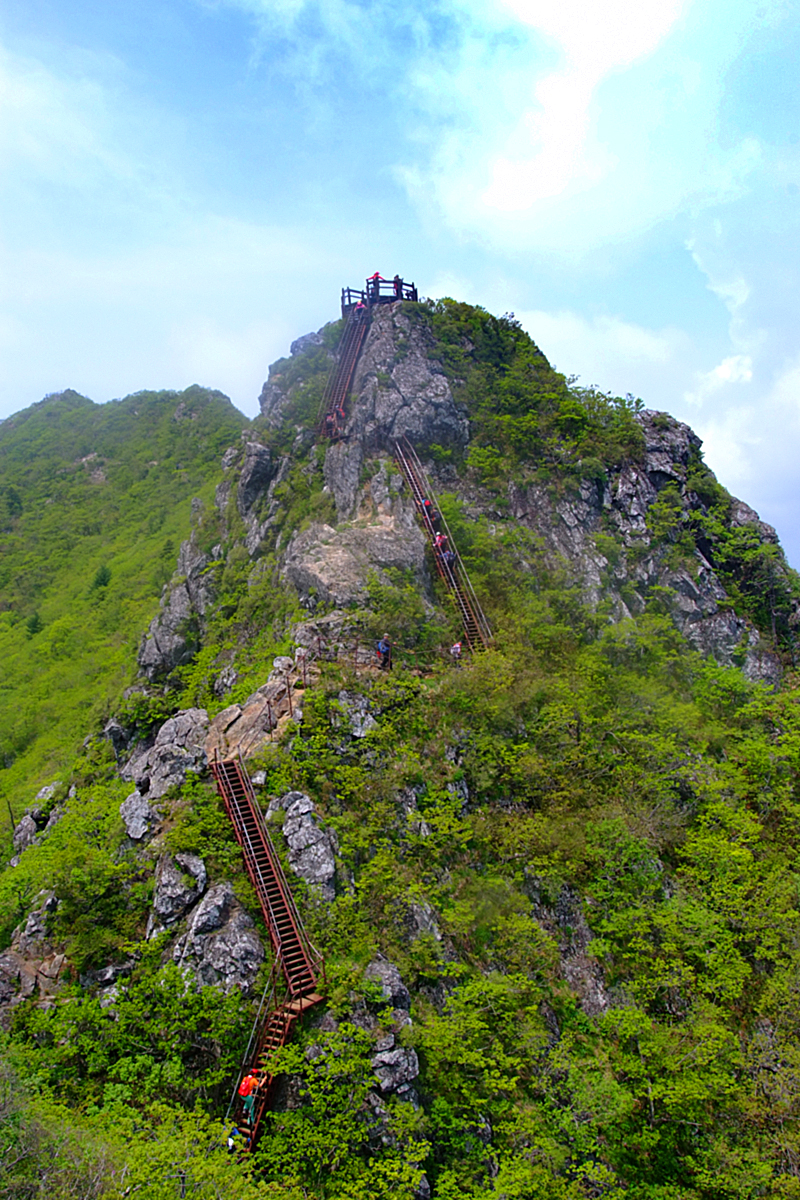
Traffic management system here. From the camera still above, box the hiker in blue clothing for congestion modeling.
[377,634,392,671]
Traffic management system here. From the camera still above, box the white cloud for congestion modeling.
[515,307,690,396]
[684,353,753,406]
[482,0,687,212]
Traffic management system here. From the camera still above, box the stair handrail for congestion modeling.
[232,752,324,989]
[225,957,282,1122]
[394,437,493,648]
[211,757,288,971]
[318,306,370,439]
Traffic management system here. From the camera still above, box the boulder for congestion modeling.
[120,790,157,841]
[267,792,336,901]
[122,708,209,800]
[282,519,426,608]
[147,853,207,936]
[12,814,38,855]
[365,956,412,1013]
[372,1045,420,1095]
[173,882,265,992]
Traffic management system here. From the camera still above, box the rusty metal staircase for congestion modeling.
[211,756,324,1150]
[394,437,493,652]
[318,304,370,440]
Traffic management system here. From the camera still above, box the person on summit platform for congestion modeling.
[369,271,383,301]
[393,274,403,298]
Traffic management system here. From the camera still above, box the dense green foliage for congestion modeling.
[0,386,246,808]
[4,299,800,1197]
[407,298,645,484]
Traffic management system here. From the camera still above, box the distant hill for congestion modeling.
[0,385,247,805]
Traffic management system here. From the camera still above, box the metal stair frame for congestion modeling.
[394,437,493,651]
[318,305,370,440]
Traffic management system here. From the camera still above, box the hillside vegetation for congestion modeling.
[0,386,246,809]
[2,301,800,1200]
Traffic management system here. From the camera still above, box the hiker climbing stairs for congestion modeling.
[211,756,324,1149]
[318,304,370,440]
[394,437,493,652]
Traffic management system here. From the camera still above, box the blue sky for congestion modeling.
[1,0,799,561]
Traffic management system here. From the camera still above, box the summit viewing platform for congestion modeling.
[341,272,418,314]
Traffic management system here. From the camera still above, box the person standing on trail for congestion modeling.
[422,498,440,532]
[450,640,462,666]
[377,634,392,671]
[239,1072,259,1124]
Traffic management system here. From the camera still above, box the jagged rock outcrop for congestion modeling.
[267,792,337,901]
[529,881,609,1017]
[138,539,222,680]
[499,409,783,683]
[147,853,207,937]
[172,882,265,992]
[323,305,468,520]
[0,893,67,1021]
[205,657,305,759]
[120,790,157,841]
[122,708,209,801]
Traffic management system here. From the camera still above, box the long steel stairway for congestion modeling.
[211,756,324,1150]
[394,437,493,652]
[318,304,370,440]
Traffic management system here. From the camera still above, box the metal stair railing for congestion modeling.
[318,305,370,440]
[213,754,325,1152]
[394,437,493,651]
[210,755,323,996]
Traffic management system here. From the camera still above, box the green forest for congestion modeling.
[3,301,800,1199]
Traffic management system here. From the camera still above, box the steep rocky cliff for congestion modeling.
[141,300,791,688]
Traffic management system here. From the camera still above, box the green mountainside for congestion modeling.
[3,300,800,1200]
[0,386,247,801]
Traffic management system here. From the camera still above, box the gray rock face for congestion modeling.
[365,956,412,1013]
[12,892,57,958]
[148,853,207,936]
[120,791,156,841]
[237,442,276,516]
[138,538,221,680]
[122,708,209,800]
[318,305,467,521]
[504,408,783,684]
[12,814,38,855]
[531,884,609,1017]
[336,691,378,738]
[267,792,336,901]
[173,882,265,992]
[372,1045,420,1095]
[291,330,325,356]
[282,517,426,607]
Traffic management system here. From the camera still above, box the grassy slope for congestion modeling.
[0,385,247,819]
